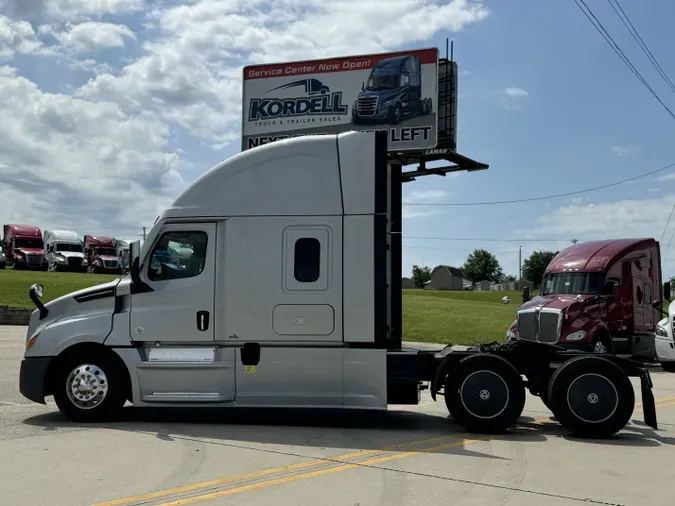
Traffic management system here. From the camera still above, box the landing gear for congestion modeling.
[444,354,526,434]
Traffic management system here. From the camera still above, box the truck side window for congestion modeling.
[148,230,207,281]
[294,238,320,282]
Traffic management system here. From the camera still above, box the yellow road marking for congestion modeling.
[94,395,675,506]
[153,430,537,506]
[90,434,461,506]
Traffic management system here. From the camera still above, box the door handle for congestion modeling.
[197,310,210,331]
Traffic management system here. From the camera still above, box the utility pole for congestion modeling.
[142,227,146,241]
[519,245,522,282]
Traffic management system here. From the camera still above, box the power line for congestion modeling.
[572,0,675,121]
[606,0,675,94]
[402,161,675,206]
[403,236,571,243]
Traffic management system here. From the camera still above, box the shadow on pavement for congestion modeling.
[22,405,672,459]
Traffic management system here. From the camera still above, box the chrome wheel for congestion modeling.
[66,364,109,410]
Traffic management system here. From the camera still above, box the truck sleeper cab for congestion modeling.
[44,230,87,272]
[19,131,657,439]
[506,238,664,359]
[2,224,47,270]
[83,235,121,274]
[351,55,432,125]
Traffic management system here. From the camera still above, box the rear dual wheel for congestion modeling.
[547,356,634,438]
[445,354,526,434]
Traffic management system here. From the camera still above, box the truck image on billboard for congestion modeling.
[242,48,439,152]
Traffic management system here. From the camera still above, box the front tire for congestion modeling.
[53,353,127,422]
[548,356,634,439]
[445,353,526,434]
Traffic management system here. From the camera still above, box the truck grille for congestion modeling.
[517,309,561,343]
[68,257,82,269]
[357,97,378,116]
[103,259,118,269]
[25,253,43,266]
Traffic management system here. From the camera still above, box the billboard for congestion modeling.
[241,48,439,152]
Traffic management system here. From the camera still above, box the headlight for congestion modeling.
[506,329,517,341]
[82,259,88,265]
[381,100,391,108]
[656,324,668,337]
[56,256,66,263]
[566,330,587,341]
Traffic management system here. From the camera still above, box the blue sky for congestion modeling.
[2,0,675,280]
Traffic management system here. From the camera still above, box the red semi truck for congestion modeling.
[1,224,47,270]
[506,238,666,359]
[83,235,122,274]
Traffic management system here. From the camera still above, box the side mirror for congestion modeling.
[29,283,48,320]
[130,256,141,285]
[653,299,668,317]
[664,281,671,301]
[501,296,511,304]
[361,82,365,91]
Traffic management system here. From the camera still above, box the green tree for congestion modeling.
[462,249,503,284]
[503,274,517,282]
[411,264,432,288]
[522,250,559,289]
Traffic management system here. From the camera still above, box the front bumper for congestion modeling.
[19,357,52,404]
[656,337,675,363]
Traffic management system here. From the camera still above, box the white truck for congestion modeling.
[655,290,675,371]
[43,229,87,272]
[19,131,658,438]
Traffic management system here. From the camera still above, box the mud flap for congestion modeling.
[640,369,658,430]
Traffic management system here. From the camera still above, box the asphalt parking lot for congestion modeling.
[2,325,675,506]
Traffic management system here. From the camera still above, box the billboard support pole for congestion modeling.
[388,161,403,349]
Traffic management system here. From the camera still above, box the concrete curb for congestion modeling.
[0,306,32,326]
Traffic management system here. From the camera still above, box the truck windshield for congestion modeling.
[14,239,43,249]
[367,74,399,90]
[540,272,605,296]
[57,243,83,253]
[96,248,116,256]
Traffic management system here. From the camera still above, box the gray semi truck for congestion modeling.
[18,130,657,439]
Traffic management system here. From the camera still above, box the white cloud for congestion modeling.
[0,14,43,59]
[0,0,491,237]
[516,194,675,273]
[611,144,643,157]
[504,86,528,98]
[77,0,490,147]
[404,190,450,203]
[658,172,675,182]
[0,0,143,22]
[0,66,184,235]
[40,21,136,53]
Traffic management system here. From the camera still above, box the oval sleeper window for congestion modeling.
[294,237,320,282]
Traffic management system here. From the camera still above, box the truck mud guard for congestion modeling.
[640,368,658,430]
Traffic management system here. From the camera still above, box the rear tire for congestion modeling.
[53,352,128,423]
[445,353,526,434]
[548,356,634,438]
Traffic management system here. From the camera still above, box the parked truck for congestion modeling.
[18,131,659,439]
[44,230,87,272]
[351,55,432,125]
[2,224,47,270]
[505,239,662,361]
[83,235,122,274]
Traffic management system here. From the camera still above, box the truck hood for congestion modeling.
[519,294,596,312]
[99,255,118,261]
[26,278,122,341]
[359,88,400,103]
[56,251,84,259]
[16,248,44,255]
